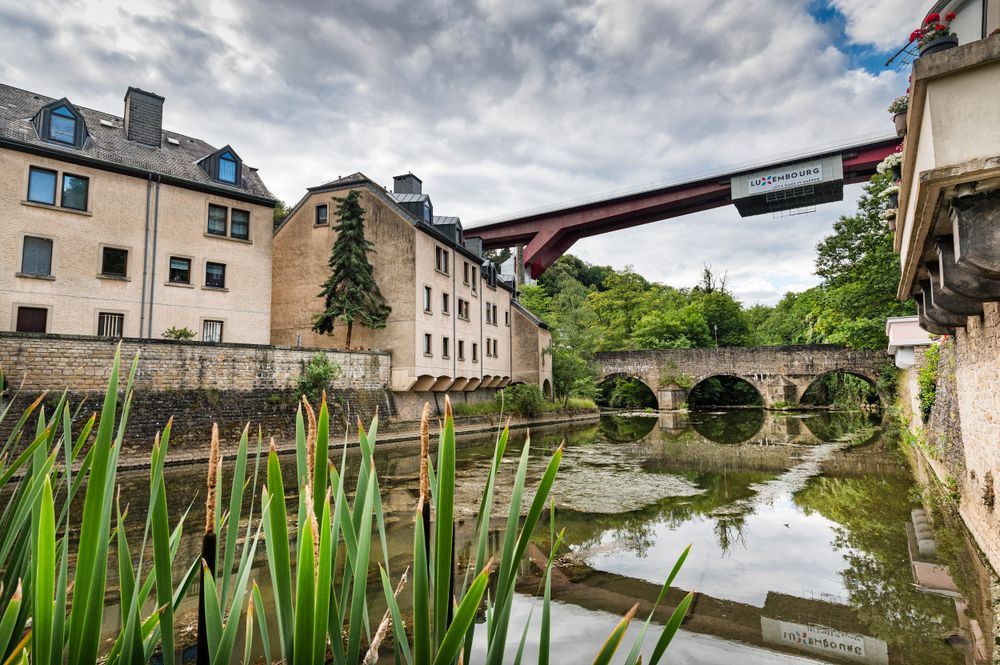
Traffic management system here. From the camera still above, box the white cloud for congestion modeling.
[0,0,908,307]
[828,0,929,49]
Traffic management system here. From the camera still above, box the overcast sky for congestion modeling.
[0,0,926,304]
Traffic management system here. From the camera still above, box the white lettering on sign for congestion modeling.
[747,162,824,194]
[777,620,867,660]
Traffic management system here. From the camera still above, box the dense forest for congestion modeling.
[517,171,914,404]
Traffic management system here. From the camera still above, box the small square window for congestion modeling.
[423,333,432,356]
[203,319,224,343]
[169,257,191,284]
[230,209,250,240]
[21,236,52,277]
[101,247,128,277]
[61,174,88,211]
[208,204,227,235]
[97,312,124,337]
[27,167,57,205]
[205,262,226,288]
[15,306,47,333]
[316,204,328,225]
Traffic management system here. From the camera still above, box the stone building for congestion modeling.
[0,84,276,343]
[893,1,1000,574]
[271,173,553,397]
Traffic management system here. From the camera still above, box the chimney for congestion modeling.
[393,173,422,195]
[124,87,164,146]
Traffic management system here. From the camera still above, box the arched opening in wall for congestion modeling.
[800,371,880,411]
[542,379,553,400]
[597,374,658,410]
[688,376,763,409]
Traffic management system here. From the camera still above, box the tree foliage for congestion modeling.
[312,190,391,348]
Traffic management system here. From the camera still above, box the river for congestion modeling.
[105,409,994,664]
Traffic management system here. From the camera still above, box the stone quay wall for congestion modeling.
[0,332,392,449]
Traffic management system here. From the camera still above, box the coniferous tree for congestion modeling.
[312,190,391,348]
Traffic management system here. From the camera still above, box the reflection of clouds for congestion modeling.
[589,496,850,607]
[470,593,829,664]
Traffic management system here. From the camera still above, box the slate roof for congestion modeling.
[390,192,429,204]
[0,83,275,203]
[432,215,461,226]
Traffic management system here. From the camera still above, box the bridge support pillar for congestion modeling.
[762,380,797,408]
[657,386,687,410]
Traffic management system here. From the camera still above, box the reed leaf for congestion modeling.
[591,604,638,665]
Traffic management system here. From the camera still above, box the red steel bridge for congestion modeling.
[465,133,902,278]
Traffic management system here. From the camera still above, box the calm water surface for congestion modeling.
[108,409,992,664]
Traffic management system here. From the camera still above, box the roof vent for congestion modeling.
[99,118,115,128]
[166,137,180,146]
[393,173,422,195]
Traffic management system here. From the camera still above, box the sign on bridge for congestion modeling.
[731,156,844,217]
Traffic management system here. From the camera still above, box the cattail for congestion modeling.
[302,395,317,487]
[362,567,409,665]
[205,423,220,534]
[444,394,453,422]
[303,483,321,572]
[419,402,431,504]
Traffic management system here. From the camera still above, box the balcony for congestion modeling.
[895,33,1000,334]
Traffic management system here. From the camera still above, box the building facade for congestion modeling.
[0,84,275,343]
[271,173,552,394]
[893,2,1000,574]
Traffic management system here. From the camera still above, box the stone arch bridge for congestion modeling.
[596,345,886,408]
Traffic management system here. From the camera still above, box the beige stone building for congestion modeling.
[272,173,552,395]
[0,84,275,343]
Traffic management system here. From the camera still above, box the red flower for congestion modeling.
[945,12,956,20]
[909,30,921,42]
[924,12,940,24]
[935,23,945,31]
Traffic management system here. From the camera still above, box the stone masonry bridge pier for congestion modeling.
[596,345,886,409]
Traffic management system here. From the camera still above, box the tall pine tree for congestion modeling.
[312,190,391,348]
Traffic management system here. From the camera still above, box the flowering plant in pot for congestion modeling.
[877,151,904,181]
[882,183,901,208]
[881,207,898,231]
[887,96,908,136]
[909,12,958,57]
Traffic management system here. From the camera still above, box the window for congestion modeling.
[485,338,491,358]
[458,299,469,320]
[505,310,510,326]
[15,307,47,333]
[471,267,478,294]
[442,292,450,314]
[485,303,492,325]
[423,286,432,313]
[472,342,478,362]
[205,262,226,288]
[169,257,191,284]
[101,247,128,277]
[492,304,498,326]
[27,167,57,205]
[422,200,432,222]
[48,106,76,144]
[230,209,250,240]
[218,152,237,184]
[20,236,52,277]
[435,247,449,274]
[60,174,88,211]
[203,320,224,343]
[442,337,450,358]
[463,261,470,285]
[97,312,124,337]
[423,333,432,356]
[207,204,227,235]
[458,340,465,361]
[316,204,328,226]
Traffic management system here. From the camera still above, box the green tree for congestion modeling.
[312,190,391,348]
[692,291,749,347]
[589,267,651,349]
[273,199,291,230]
[484,248,512,271]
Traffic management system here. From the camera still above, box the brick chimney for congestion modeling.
[124,87,164,146]
[393,173,422,195]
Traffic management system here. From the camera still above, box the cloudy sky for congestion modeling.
[0,0,925,304]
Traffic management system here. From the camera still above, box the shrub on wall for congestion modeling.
[918,342,942,423]
[297,352,343,402]
[162,326,197,340]
[498,383,545,417]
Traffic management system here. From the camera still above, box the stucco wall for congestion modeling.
[0,146,272,343]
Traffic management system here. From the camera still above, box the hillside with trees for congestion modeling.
[520,171,914,401]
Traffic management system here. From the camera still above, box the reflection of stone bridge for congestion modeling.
[596,346,886,408]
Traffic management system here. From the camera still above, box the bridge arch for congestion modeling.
[799,369,883,408]
[598,372,659,409]
[688,374,765,409]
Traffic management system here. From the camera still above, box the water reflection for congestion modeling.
[106,410,990,664]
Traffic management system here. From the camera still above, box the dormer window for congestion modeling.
[34,99,87,148]
[218,151,237,183]
[422,200,432,222]
[49,106,77,144]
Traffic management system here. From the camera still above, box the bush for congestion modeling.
[297,352,342,402]
[917,343,941,422]
[162,326,196,340]
[498,383,545,417]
